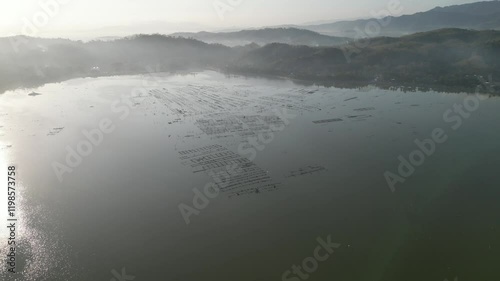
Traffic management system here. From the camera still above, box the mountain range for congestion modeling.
[2,1,500,94]
[301,0,500,37]
[170,28,349,47]
[169,1,500,47]
[2,27,499,94]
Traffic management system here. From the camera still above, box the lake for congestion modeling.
[0,71,499,281]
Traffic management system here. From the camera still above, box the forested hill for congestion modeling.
[1,29,499,94]
[0,34,235,93]
[227,29,500,93]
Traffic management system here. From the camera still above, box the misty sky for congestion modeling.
[0,0,484,38]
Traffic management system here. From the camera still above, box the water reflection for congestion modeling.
[0,72,499,280]
[0,157,75,279]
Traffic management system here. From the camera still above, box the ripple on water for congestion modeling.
[0,183,78,281]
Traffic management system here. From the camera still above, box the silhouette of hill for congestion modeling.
[302,1,500,37]
[170,28,349,47]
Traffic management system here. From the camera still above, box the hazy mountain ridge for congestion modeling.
[1,29,499,94]
[170,28,349,47]
[301,1,500,37]
[430,0,500,15]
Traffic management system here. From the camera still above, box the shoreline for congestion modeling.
[2,68,499,97]
[221,69,500,96]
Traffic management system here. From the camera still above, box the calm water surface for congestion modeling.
[0,71,499,281]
